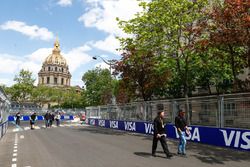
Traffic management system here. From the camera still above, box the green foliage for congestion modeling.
[7,69,35,102]
[82,67,114,106]
[31,86,86,109]
[116,0,249,101]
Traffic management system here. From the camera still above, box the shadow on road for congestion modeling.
[187,142,250,165]
[134,151,172,159]
[76,126,126,136]
[132,133,250,164]
[76,126,250,164]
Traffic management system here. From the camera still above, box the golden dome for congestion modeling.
[44,38,67,66]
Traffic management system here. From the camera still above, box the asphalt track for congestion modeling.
[0,121,249,167]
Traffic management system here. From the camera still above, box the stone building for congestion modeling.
[38,39,71,87]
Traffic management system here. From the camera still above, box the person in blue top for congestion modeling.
[175,109,190,156]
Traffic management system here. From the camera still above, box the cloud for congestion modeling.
[95,62,110,70]
[26,48,52,63]
[79,0,144,36]
[91,35,120,55]
[57,0,73,7]
[78,0,147,54]
[63,45,92,72]
[0,20,54,41]
[0,54,22,74]
[0,78,14,87]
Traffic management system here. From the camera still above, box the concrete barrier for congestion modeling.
[87,118,250,152]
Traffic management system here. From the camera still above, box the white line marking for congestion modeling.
[13,149,17,153]
[34,126,40,129]
[14,143,18,146]
[13,153,17,157]
[12,158,17,162]
[14,133,18,143]
[14,146,18,149]
[20,135,24,139]
[24,127,30,130]
[11,164,17,167]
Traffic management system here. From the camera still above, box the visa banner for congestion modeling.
[87,118,250,151]
[8,115,74,121]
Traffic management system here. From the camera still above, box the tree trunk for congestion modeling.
[184,56,191,125]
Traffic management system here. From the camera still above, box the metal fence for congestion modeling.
[9,108,86,116]
[86,93,250,129]
[0,87,10,124]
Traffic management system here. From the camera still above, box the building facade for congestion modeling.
[38,39,71,87]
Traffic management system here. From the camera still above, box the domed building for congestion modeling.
[38,39,71,87]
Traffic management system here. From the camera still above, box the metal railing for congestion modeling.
[86,93,250,129]
[9,108,86,116]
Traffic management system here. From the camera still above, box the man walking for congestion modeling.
[44,111,50,128]
[152,111,173,158]
[30,112,37,130]
[15,112,21,126]
[175,109,190,156]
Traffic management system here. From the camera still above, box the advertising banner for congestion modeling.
[8,115,74,121]
[87,118,250,151]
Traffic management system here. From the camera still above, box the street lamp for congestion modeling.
[92,55,116,105]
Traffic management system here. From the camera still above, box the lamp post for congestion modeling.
[92,56,116,105]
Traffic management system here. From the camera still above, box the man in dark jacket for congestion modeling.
[175,109,190,156]
[15,112,21,126]
[152,111,173,158]
[30,112,37,130]
[44,111,50,128]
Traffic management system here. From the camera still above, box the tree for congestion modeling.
[9,69,35,102]
[206,0,250,90]
[82,67,114,106]
[118,0,209,123]
[115,48,170,101]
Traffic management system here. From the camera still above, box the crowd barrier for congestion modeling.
[0,121,8,140]
[87,118,250,152]
[8,115,74,121]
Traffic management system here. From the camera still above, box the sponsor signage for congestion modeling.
[87,118,250,151]
[8,115,74,121]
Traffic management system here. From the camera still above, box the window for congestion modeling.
[55,67,57,71]
[48,67,51,71]
[47,77,50,84]
[54,77,58,84]
[62,68,64,72]
[42,77,44,84]
[61,78,64,85]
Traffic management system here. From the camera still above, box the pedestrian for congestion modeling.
[44,111,50,128]
[152,111,173,158]
[175,109,190,156]
[15,112,21,126]
[30,112,37,130]
[55,112,61,126]
[50,112,55,127]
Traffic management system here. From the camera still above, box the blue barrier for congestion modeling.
[8,115,74,122]
[87,118,250,152]
[0,121,8,140]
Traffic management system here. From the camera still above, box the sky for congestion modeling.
[0,0,145,87]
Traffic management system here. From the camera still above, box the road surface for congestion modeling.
[0,121,249,167]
